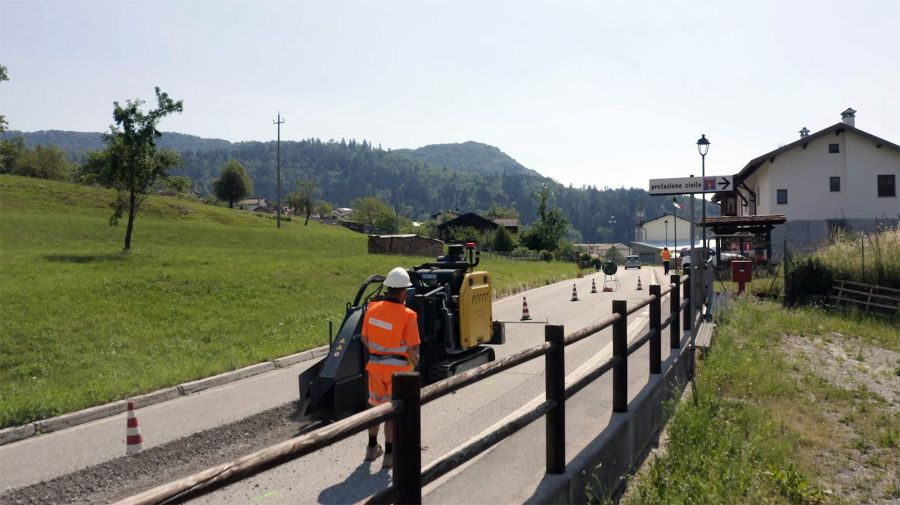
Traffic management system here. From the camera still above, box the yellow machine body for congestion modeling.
[458,271,493,349]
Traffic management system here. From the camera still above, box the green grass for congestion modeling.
[619,297,899,505]
[0,175,577,428]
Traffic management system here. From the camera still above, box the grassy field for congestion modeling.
[616,298,899,505]
[0,175,578,428]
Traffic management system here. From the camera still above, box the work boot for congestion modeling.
[382,452,393,470]
[365,444,383,461]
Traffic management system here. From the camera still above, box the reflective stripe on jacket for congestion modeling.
[363,299,421,373]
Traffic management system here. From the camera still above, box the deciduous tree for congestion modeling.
[314,201,333,220]
[11,144,74,181]
[213,160,252,208]
[351,196,395,232]
[81,87,183,251]
[286,178,317,225]
[0,64,8,133]
[521,186,567,252]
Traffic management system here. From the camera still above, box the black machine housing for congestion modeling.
[297,244,500,421]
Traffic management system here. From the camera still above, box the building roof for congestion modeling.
[719,122,900,199]
[436,212,498,230]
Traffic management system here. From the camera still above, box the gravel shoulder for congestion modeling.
[0,403,309,505]
[780,332,899,504]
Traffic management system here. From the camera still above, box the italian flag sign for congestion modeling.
[673,201,685,210]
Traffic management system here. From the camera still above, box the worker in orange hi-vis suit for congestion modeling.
[360,267,421,470]
[660,247,672,275]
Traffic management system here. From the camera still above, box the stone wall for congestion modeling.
[367,235,444,257]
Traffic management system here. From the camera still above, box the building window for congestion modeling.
[777,189,788,205]
[829,143,840,153]
[830,177,841,192]
[877,174,896,197]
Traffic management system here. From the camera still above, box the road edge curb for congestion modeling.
[0,345,330,447]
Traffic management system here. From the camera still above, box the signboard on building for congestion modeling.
[649,175,733,195]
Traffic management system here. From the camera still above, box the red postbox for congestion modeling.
[731,260,752,294]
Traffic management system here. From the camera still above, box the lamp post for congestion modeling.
[672,197,678,257]
[696,134,710,251]
[664,219,669,247]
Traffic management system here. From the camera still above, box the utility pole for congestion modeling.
[274,112,285,229]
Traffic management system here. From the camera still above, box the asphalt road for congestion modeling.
[0,265,671,502]
[192,266,672,505]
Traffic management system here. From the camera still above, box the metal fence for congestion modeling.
[116,275,695,505]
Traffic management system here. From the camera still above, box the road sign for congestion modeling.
[648,175,733,195]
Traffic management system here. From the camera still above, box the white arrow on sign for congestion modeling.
[649,175,733,195]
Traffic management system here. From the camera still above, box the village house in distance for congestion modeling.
[711,108,898,259]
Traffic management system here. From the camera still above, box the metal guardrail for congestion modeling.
[116,274,694,505]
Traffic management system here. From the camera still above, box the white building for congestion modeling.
[715,108,898,253]
[641,214,693,246]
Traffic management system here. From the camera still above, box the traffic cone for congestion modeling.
[591,278,598,294]
[571,284,579,301]
[520,297,532,321]
[636,277,643,291]
[126,401,144,455]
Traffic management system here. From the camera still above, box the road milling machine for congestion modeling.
[297,243,503,421]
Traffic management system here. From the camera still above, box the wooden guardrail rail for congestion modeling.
[116,274,694,505]
[830,279,900,314]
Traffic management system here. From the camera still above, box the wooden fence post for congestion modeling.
[393,372,422,505]
[649,285,661,374]
[612,300,628,413]
[545,324,566,474]
[670,274,681,348]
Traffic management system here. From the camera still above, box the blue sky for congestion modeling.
[2,0,898,190]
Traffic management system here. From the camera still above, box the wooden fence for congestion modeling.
[830,279,900,314]
[116,274,694,505]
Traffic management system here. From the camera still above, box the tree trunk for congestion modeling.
[229,198,234,208]
[124,192,136,251]
[304,209,310,226]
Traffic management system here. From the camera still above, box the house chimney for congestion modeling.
[799,127,810,138]
[841,108,856,127]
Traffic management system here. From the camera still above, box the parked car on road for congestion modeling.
[624,255,641,270]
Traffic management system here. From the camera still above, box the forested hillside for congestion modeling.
[393,141,541,177]
[1,130,713,242]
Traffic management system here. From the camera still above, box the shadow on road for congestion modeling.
[317,460,391,504]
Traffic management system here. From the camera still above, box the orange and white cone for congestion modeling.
[636,277,643,291]
[571,284,579,301]
[591,278,598,294]
[126,401,144,455]
[520,297,532,321]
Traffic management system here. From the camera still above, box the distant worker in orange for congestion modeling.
[661,247,672,275]
[360,267,421,470]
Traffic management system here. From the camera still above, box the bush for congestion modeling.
[784,255,833,307]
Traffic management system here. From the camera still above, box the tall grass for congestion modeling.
[620,297,898,504]
[814,226,900,287]
[0,175,577,427]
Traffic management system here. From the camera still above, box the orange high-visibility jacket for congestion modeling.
[660,249,672,262]
[362,299,421,373]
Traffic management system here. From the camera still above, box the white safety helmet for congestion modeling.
[384,267,412,288]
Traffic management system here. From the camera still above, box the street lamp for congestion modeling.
[696,134,710,251]
[664,219,669,247]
